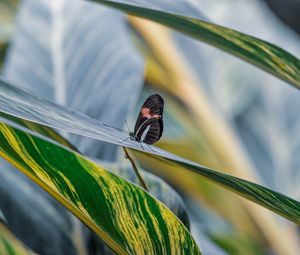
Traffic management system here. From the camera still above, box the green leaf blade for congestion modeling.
[175,157,300,223]
[0,121,200,255]
[1,79,300,225]
[94,0,300,88]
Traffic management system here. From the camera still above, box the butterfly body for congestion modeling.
[130,94,164,145]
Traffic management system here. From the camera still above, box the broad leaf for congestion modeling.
[1,80,300,224]
[92,0,300,89]
[0,112,76,150]
[101,161,190,228]
[1,1,144,251]
[0,158,82,255]
[3,0,144,160]
[0,120,200,254]
[0,115,192,254]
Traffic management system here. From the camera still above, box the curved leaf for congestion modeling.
[92,0,300,89]
[0,112,84,254]
[0,0,19,70]
[0,112,76,150]
[0,223,35,255]
[0,209,34,255]
[0,158,82,255]
[0,0,18,43]
[4,0,144,160]
[101,161,190,228]
[131,8,300,254]
[0,120,200,254]
[1,1,144,252]
[140,151,300,224]
[0,117,193,253]
[1,80,300,224]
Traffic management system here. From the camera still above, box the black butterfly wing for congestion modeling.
[143,118,163,144]
[133,94,164,144]
[134,118,163,144]
[142,94,164,115]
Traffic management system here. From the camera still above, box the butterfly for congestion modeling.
[129,94,164,145]
[103,94,164,148]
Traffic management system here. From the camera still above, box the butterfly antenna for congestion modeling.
[118,137,131,144]
[124,119,131,132]
[103,123,128,133]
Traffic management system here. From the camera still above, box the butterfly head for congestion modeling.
[129,132,135,140]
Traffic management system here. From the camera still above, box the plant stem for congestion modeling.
[123,147,149,191]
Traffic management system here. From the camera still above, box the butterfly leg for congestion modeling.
[118,137,130,144]
[146,144,156,152]
[140,142,145,151]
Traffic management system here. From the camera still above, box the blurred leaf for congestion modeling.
[0,158,83,255]
[155,139,256,233]
[0,222,35,255]
[1,80,300,225]
[1,1,143,252]
[0,209,35,255]
[0,210,5,222]
[92,0,300,89]
[0,0,19,70]
[103,0,205,18]
[0,91,86,254]
[0,0,18,41]
[185,196,260,255]
[3,0,144,160]
[132,13,300,254]
[210,232,264,255]
[167,1,300,198]
[0,44,8,71]
[148,92,257,236]
[0,120,200,254]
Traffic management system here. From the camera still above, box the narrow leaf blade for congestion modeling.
[93,0,300,88]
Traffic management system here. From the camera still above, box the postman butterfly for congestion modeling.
[104,94,164,148]
[129,94,164,145]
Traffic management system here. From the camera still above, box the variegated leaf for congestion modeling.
[1,79,300,224]
[0,120,200,254]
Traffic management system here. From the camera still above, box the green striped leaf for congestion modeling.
[0,120,200,254]
[92,0,300,89]
[0,112,77,150]
[1,112,191,231]
[102,161,190,228]
[1,80,300,224]
[139,151,300,224]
